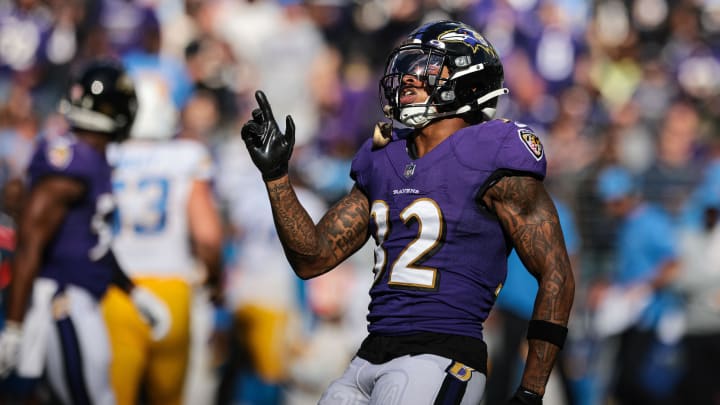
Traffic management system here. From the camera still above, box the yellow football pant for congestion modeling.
[234,304,293,383]
[102,278,191,405]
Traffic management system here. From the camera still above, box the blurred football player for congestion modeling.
[102,72,223,405]
[240,20,574,405]
[0,60,170,405]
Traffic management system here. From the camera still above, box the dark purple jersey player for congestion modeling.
[241,20,574,405]
[0,60,170,405]
[352,120,547,342]
[27,134,116,299]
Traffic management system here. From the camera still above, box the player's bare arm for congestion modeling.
[484,175,575,396]
[242,89,371,279]
[188,179,224,302]
[6,176,84,323]
[265,178,370,279]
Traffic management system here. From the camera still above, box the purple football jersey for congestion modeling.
[351,119,546,340]
[27,133,116,299]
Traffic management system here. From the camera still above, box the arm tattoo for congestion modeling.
[317,190,371,261]
[267,180,316,253]
[266,180,369,277]
[487,175,575,395]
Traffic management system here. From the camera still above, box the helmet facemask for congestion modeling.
[380,46,450,128]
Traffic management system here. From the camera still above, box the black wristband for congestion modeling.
[511,386,543,405]
[526,319,568,349]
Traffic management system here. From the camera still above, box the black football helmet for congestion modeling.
[58,60,138,142]
[380,20,508,128]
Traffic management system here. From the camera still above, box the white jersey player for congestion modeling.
[102,77,223,405]
[109,139,215,280]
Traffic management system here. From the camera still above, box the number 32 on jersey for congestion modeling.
[371,198,445,290]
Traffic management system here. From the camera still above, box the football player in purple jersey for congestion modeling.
[0,60,170,405]
[240,20,575,405]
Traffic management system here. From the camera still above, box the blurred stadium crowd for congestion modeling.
[0,0,719,404]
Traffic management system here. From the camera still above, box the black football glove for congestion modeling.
[241,90,295,181]
[506,387,543,405]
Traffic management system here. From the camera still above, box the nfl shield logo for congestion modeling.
[404,162,416,178]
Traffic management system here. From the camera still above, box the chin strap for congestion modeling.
[398,105,437,128]
[396,87,510,128]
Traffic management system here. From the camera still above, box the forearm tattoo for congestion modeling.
[317,188,370,261]
[267,181,369,274]
[267,180,318,256]
[487,175,575,394]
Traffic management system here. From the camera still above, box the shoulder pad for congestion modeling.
[44,135,76,170]
[452,120,546,178]
[28,133,105,182]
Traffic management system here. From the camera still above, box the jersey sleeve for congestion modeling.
[350,137,374,193]
[182,140,214,181]
[495,122,547,179]
[27,137,100,184]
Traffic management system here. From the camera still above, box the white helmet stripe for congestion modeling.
[60,100,117,132]
[448,63,485,80]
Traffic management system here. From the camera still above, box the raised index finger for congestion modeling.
[254,90,276,122]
